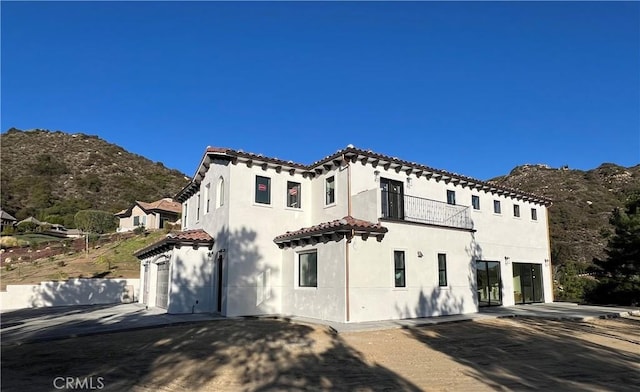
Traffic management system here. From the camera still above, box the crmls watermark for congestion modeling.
[52,376,105,390]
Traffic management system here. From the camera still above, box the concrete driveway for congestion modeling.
[1,302,638,344]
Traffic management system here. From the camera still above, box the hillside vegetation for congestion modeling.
[1,128,190,227]
[490,163,640,266]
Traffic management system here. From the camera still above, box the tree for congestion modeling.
[588,194,640,305]
[74,210,117,254]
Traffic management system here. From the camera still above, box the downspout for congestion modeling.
[546,203,553,302]
[344,154,352,322]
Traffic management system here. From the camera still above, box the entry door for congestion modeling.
[156,262,170,309]
[513,263,544,304]
[216,255,224,313]
[380,178,404,219]
[477,260,502,307]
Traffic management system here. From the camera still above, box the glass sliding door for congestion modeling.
[513,263,544,304]
[477,260,502,307]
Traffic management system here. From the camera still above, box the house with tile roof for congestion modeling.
[135,145,553,322]
[115,198,181,232]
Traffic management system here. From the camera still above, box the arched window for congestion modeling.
[216,177,225,208]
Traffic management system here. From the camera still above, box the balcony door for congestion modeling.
[381,178,404,219]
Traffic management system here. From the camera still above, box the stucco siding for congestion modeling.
[281,242,346,322]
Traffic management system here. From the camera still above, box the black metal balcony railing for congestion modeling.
[381,191,473,230]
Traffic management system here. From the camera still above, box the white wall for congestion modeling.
[1,278,139,310]
[281,242,346,322]
[349,223,478,322]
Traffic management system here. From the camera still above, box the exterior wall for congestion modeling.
[1,278,139,310]
[168,246,216,314]
[349,223,478,322]
[347,161,552,309]
[224,162,312,317]
[281,241,346,322]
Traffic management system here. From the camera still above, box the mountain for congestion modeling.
[1,128,190,227]
[490,163,640,265]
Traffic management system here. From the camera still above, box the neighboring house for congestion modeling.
[115,198,181,232]
[135,146,553,323]
[1,210,17,232]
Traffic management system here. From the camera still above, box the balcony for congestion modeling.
[381,190,473,230]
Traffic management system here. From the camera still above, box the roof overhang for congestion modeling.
[134,229,214,259]
[274,216,388,249]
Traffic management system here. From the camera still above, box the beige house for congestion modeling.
[115,198,181,232]
[136,145,553,322]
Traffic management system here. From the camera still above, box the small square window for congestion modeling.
[472,195,480,210]
[531,208,538,221]
[325,176,335,205]
[447,190,456,205]
[438,253,448,286]
[493,200,501,214]
[513,204,520,217]
[255,176,271,205]
[299,251,317,287]
[287,181,301,208]
[394,251,406,287]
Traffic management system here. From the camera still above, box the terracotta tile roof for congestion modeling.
[134,229,214,259]
[274,216,388,247]
[168,229,213,242]
[115,198,182,217]
[178,145,552,206]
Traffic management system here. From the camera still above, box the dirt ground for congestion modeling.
[2,316,639,391]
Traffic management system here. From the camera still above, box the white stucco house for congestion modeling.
[115,198,181,232]
[135,145,553,323]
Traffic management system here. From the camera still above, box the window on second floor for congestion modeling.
[531,208,538,221]
[196,193,201,221]
[287,181,301,208]
[472,195,480,210]
[205,183,211,214]
[217,177,225,208]
[447,190,456,205]
[255,176,271,205]
[493,200,501,214]
[513,204,520,217]
[183,203,188,228]
[325,176,335,205]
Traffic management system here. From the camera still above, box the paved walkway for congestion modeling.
[1,302,638,344]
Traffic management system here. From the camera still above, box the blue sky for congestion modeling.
[2,1,639,180]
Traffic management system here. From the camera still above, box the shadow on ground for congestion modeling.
[2,318,421,391]
[406,316,640,391]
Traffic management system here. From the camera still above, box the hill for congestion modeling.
[1,128,190,227]
[490,163,640,266]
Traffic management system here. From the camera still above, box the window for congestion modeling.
[133,216,140,226]
[196,193,201,221]
[325,176,335,205]
[447,190,456,205]
[298,251,317,287]
[513,204,520,217]
[472,195,480,210]
[255,176,271,204]
[493,200,501,214]
[287,181,301,208]
[531,208,538,221]
[183,203,188,228]
[394,251,406,287]
[205,184,211,213]
[438,253,448,286]
[217,177,224,208]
